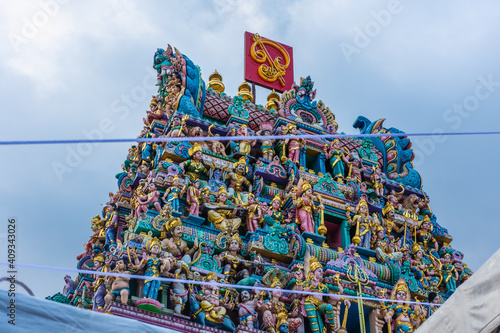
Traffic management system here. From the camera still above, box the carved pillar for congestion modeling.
[368,308,385,333]
[300,147,307,168]
[314,153,327,175]
[161,282,170,308]
[340,219,351,249]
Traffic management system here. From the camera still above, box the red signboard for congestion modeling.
[244,31,294,93]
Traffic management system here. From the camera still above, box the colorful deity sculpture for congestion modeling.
[130,238,171,300]
[103,204,118,248]
[303,252,347,333]
[135,182,162,217]
[162,176,186,213]
[187,179,202,216]
[379,278,415,333]
[104,256,131,308]
[282,124,305,164]
[246,193,263,233]
[416,216,439,257]
[166,114,189,138]
[264,195,285,231]
[232,124,255,156]
[91,253,107,310]
[256,122,275,161]
[219,234,251,283]
[294,181,324,234]
[206,186,242,232]
[324,139,349,180]
[180,142,208,184]
[161,218,198,263]
[170,266,189,314]
[347,199,379,248]
[259,277,302,333]
[440,253,458,292]
[238,289,260,329]
[190,273,236,331]
[227,157,253,204]
[371,165,385,197]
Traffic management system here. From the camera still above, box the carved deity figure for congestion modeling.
[187,179,202,216]
[256,122,275,161]
[324,139,350,181]
[104,257,131,308]
[170,267,189,314]
[227,157,253,204]
[371,165,385,196]
[379,278,415,333]
[103,204,118,248]
[303,252,348,333]
[205,186,242,232]
[259,278,302,333]
[282,124,305,164]
[238,290,260,329]
[165,114,189,138]
[232,124,255,156]
[91,254,107,310]
[219,234,251,283]
[294,181,324,234]
[245,193,263,233]
[180,142,208,184]
[162,176,186,213]
[130,238,171,300]
[346,199,379,248]
[135,182,162,217]
[440,253,458,292]
[161,218,198,263]
[264,195,285,231]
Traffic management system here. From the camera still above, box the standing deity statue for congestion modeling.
[256,122,275,161]
[91,253,107,310]
[135,182,162,217]
[282,124,305,165]
[264,195,285,231]
[379,278,415,333]
[219,234,252,283]
[162,176,186,213]
[103,204,118,248]
[186,179,202,216]
[294,181,324,234]
[303,252,349,333]
[227,157,253,204]
[104,256,131,308]
[238,289,260,329]
[371,165,385,197]
[346,199,379,248]
[324,139,350,181]
[130,238,171,300]
[179,142,209,184]
[232,124,256,156]
[245,193,263,233]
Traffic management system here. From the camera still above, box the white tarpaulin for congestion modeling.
[417,248,500,332]
[0,289,182,333]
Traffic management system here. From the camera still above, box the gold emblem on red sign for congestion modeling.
[249,34,291,87]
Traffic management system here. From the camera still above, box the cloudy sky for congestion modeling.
[1,0,499,299]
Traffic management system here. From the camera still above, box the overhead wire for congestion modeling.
[0,261,442,307]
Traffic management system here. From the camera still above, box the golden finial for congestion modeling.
[237,81,254,103]
[265,89,280,110]
[207,69,225,93]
